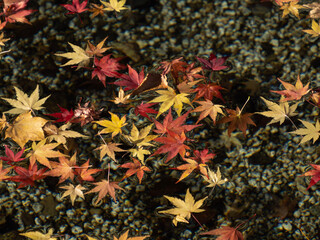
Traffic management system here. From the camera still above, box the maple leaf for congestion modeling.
[26,140,66,169]
[280,0,305,19]
[95,112,127,138]
[152,131,190,163]
[113,65,145,91]
[149,87,192,117]
[92,54,125,87]
[218,98,256,136]
[95,142,126,162]
[271,76,310,102]
[125,124,157,147]
[258,97,298,125]
[46,104,74,123]
[153,109,201,135]
[61,0,88,14]
[89,3,105,18]
[134,102,158,121]
[86,37,110,57]
[290,120,320,144]
[193,83,226,102]
[44,122,88,148]
[182,62,204,82]
[86,165,124,204]
[301,164,320,190]
[157,57,184,75]
[120,158,151,183]
[60,183,86,206]
[0,160,11,181]
[5,111,48,148]
[10,163,47,188]
[303,20,320,38]
[128,147,150,164]
[74,159,101,182]
[303,3,320,18]
[113,230,149,240]
[2,0,36,24]
[196,53,228,71]
[20,228,57,240]
[110,87,131,105]
[159,188,207,226]
[203,167,228,189]
[0,145,25,164]
[55,42,90,67]
[200,226,243,240]
[45,153,78,183]
[192,100,225,124]
[174,149,215,182]
[100,0,127,12]
[2,85,50,114]
[0,32,10,46]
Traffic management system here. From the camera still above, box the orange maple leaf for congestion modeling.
[120,158,151,183]
[271,75,310,102]
[200,226,243,240]
[45,153,78,183]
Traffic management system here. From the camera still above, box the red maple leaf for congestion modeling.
[74,159,101,183]
[113,65,145,91]
[196,53,228,71]
[134,102,158,121]
[46,104,74,123]
[182,62,204,82]
[301,164,320,190]
[0,145,25,164]
[191,148,216,165]
[10,164,47,188]
[200,226,243,240]
[91,55,125,87]
[120,158,151,183]
[153,109,201,135]
[1,0,36,24]
[61,0,88,14]
[152,131,190,163]
[193,83,226,102]
[157,57,184,76]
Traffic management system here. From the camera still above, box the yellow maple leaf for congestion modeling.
[113,230,150,240]
[280,0,305,19]
[258,97,298,125]
[303,19,320,37]
[291,120,320,144]
[129,147,150,164]
[60,183,86,206]
[125,123,157,147]
[26,140,66,169]
[0,113,8,132]
[159,188,207,226]
[2,85,50,114]
[203,167,228,189]
[95,112,127,138]
[5,111,48,148]
[20,228,57,240]
[149,87,192,117]
[100,0,127,12]
[55,42,90,67]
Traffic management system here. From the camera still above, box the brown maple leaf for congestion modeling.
[218,98,256,136]
[60,183,86,206]
[192,100,225,124]
[271,75,310,102]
